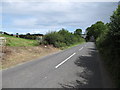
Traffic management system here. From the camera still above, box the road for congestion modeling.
[2,42,114,88]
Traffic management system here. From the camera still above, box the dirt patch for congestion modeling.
[1,45,60,69]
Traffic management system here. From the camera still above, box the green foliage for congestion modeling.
[103,5,120,87]
[87,5,120,87]
[86,21,108,41]
[43,31,64,47]
[54,42,66,48]
[74,29,82,36]
[43,28,84,48]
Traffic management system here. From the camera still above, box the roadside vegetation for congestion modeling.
[0,28,85,69]
[0,34,60,69]
[42,28,85,49]
[1,28,85,48]
[86,5,120,87]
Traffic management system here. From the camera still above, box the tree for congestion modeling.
[74,29,82,36]
[26,33,31,35]
[86,21,107,41]
[109,5,120,41]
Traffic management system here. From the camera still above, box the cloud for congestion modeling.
[13,18,38,27]
[1,1,118,34]
[2,0,120,2]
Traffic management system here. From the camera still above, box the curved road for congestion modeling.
[2,42,114,88]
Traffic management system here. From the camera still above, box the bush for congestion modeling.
[54,42,66,48]
[43,29,84,48]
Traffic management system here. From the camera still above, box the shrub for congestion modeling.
[43,29,84,48]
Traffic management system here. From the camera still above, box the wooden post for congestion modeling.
[0,37,6,59]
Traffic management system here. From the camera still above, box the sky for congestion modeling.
[0,0,119,34]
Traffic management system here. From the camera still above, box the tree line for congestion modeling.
[2,32,43,40]
[86,5,120,87]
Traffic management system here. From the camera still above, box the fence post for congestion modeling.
[0,37,6,59]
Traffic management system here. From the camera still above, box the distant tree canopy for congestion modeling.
[86,21,108,41]
[19,33,43,40]
[74,29,82,36]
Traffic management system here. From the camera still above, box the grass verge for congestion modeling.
[60,39,86,50]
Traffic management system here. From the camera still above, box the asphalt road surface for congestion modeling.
[2,42,115,88]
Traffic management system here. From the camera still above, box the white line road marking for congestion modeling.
[55,53,76,68]
[45,77,47,79]
[79,47,83,51]
[85,45,86,47]
[82,55,91,57]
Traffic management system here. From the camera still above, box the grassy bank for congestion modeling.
[0,34,39,46]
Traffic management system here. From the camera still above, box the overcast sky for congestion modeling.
[1,0,119,34]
